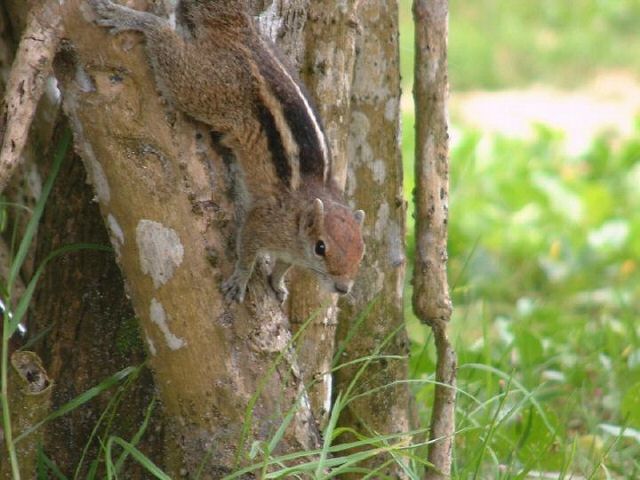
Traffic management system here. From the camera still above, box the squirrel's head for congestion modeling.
[299,198,365,295]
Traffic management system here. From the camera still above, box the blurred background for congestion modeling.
[400,0,640,477]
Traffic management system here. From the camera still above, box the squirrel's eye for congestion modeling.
[315,240,326,256]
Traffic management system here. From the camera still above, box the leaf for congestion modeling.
[621,382,640,428]
[515,331,544,366]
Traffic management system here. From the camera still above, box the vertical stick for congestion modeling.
[412,0,457,478]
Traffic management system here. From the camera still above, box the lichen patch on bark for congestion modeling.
[384,97,398,121]
[83,147,111,203]
[144,328,158,356]
[107,213,124,251]
[370,158,386,184]
[149,298,186,351]
[136,219,184,288]
[322,371,332,414]
[373,200,390,240]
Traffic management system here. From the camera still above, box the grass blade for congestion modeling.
[36,445,68,480]
[14,365,140,444]
[106,436,171,480]
[8,243,111,336]
[115,397,156,473]
[7,129,71,295]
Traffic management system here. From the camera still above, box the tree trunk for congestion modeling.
[54,1,320,475]
[29,125,164,477]
[334,0,414,477]
[1,0,413,476]
[286,0,361,428]
[1,352,52,480]
[2,6,164,475]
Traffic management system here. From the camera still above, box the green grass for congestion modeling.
[400,0,640,477]
[406,124,640,477]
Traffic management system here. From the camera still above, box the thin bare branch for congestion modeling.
[412,0,457,478]
[412,0,452,326]
[425,322,457,479]
[0,0,63,193]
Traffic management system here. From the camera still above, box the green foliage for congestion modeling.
[400,4,640,473]
[399,0,640,91]
[406,124,640,477]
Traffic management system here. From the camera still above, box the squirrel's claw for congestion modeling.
[89,0,118,21]
[89,0,153,35]
[268,276,288,305]
[89,0,126,33]
[222,271,248,303]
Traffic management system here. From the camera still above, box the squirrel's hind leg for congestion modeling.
[221,208,262,303]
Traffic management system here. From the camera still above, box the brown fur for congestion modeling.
[323,205,365,278]
[90,0,365,302]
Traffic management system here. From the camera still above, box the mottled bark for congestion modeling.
[0,0,63,192]
[334,0,413,477]
[28,131,163,477]
[412,0,456,478]
[413,0,452,327]
[0,352,52,480]
[284,0,361,427]
[1,0,415,476]
[53,1,319,476]
[1,5,163,475]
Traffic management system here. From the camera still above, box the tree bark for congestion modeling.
[0,0,63,191]
[28,127,163,477]
[413,1,457,479]
[333,0,414,477]
[2,5,163,475]
[53,1,320,475]
[1,352,52,480]
[1,0,414,476]
[285,0,361,428]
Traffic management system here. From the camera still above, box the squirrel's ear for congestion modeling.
[302,198,325,233]
[354,209,365,226]
[313,198,324,231]
[313,198,324,221]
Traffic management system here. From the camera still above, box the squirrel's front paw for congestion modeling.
[222,271,249,303]
[89,0,141,35]
[268,276,289,304]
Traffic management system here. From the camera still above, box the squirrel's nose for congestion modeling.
[334,282,352,295]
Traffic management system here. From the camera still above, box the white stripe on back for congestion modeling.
[265,42,330,182]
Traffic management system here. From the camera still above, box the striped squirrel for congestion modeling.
[89,0,365,303]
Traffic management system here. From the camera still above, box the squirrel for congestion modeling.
[88,0,365,303]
